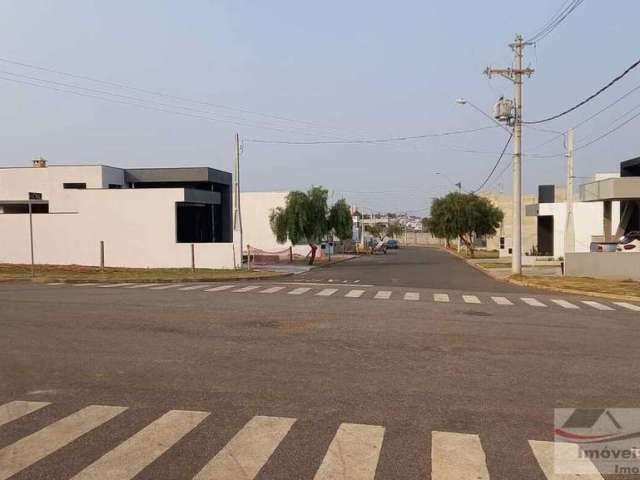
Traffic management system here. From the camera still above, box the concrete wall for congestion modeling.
[0,188,234,268]
[403,231,442,246]
[565,252,640,280]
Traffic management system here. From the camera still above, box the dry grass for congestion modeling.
[0,263,285,283]
[512,275,640,298]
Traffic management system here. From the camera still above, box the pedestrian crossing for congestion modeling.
[46,281,640,313]
[0,399,605,479]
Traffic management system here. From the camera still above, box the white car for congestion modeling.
[617,231,640,252]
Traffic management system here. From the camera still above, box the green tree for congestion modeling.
[365,223,385,240]
[421,217,430,232]
[427,192,503,257]
[385,220,404,238]
[270,187,352,265]
[328,199,353,241]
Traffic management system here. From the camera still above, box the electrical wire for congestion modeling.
[472,133,513,193]
[524,57,640,124]
[525,0,585,44]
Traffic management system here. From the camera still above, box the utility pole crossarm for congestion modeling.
[484,67,535,82]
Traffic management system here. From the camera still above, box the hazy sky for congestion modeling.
[1,1,639,215]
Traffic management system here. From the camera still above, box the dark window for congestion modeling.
[108,184,122,189]
[176,203,214,243]
[0,203,49,214]
[63,183,86,189]
[499,237,505,249]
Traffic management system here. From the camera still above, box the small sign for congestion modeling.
[28,192,43,200]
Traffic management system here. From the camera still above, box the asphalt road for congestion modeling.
[1,250,639,479]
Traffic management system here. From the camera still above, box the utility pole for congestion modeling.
[564,128,575,256]
[232,133,244,269]
[484,34,534,275]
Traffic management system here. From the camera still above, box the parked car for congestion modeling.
[617,231,640,252]
[589,241,618,252]
[385,239,400,249]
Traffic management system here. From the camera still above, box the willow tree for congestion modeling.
[270,187,352,265]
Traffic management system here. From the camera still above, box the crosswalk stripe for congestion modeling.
[178,284,210,291]
[288,287,311,295]
[192,416,295,480]
[317,288,338,297]
[462,295,481,304]
[434,293,450,303]
[613,301,640,311]
[125,283,160,289]
[521,297,547,307]
[71,410,208,480]
[529,440,604,479]
[582,300,614,311]
[150,284,186,290]
[233,285,261,293]
[313,423,385,480]
[374,291,392,299]
[345,289,365,298]
[205,285,234,292]
[47,282,64,286]
[0,405,127,480]
[431,431,490,480]
[491,296,513,305]
[551,299,580,309]
[0,401,50,428]
[260,286,286,294]
[99,283,134,288]
[404,292,420,301]
[74,283,103,287]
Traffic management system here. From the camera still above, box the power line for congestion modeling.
[525,0,585,44]
[524,57,640,124]
[472,133,513,193]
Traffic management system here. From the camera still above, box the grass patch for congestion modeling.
[0,263,286,283]
[512,275,640,298]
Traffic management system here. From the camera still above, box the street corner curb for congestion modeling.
[438,246,509,283]
[506,277,640,302]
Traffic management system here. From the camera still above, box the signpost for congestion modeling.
[28,192,42,277]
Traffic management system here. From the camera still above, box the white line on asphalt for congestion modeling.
[529,440,604,479]
[404,292,420,301]
[354,280,360,283]
[74,283,103,287]
[192,416,295,480]
[205,285,235,292]
[0,401,50,428]
[125,284,160,289]
[581,300,614,311]
[274,282,374,287]
[521,297,547,307]
[71,410,209,480]
[47,282,65,286]
[150,284,186,290]
[288,287,311,295]
[491,296,513,306]
[313,423,385,480]
[0,405,127,480]
[433,293,450,303]
[232,285,261,293]
[462,295,481,304]
[317,288,338,297]
[99,283,134,288]
[613,301,640,311]
[551,299,580,309]
[374,291,392,300]
[178,284,210,291]
[345,289,365,298]
[260,286,286,294]
[431,431,490,480]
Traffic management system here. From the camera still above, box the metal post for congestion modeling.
[564,129,575,256]
[100,241,105,272]
[191,243,195,272]
[28,199,35,277]
[247,245,252,270]
[232,133,244,269]
[512,35,524,275]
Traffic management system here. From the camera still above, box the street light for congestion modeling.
[434,172,462,192]
[456,98,512,134]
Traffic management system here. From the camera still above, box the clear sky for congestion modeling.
[1,1,639,215]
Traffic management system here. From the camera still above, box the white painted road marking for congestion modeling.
[374,291,392,300]
[260,286,286,294]
[317,288,338,297]
[462,295,481,304]
[150,284,186,290]
[72,410,209,480]
[0,401,50,428]
[74,283,103,287]
[433,293,450,303]
[345,289,365,298]
[178,284,210,291]
[47,282,65,286]
[99,283,134,288]
[232,285,261,293]
[551,299,580,309]
[613,301,640,311]
[205,285,235,292]
[0,405,127,480]
[126,283,160,289]
[193,416,295,480]
[288,287,311,295]
[582,300,614,311]
[404,292,420,301]
[529,440,604,479]
[521,297,546,307]
[491,296,513,305]
[431,431,490,480]
[313,423,385,480]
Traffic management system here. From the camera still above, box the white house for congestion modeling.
[0,160,235,268]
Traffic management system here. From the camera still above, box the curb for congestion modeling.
[3,272,291,285]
